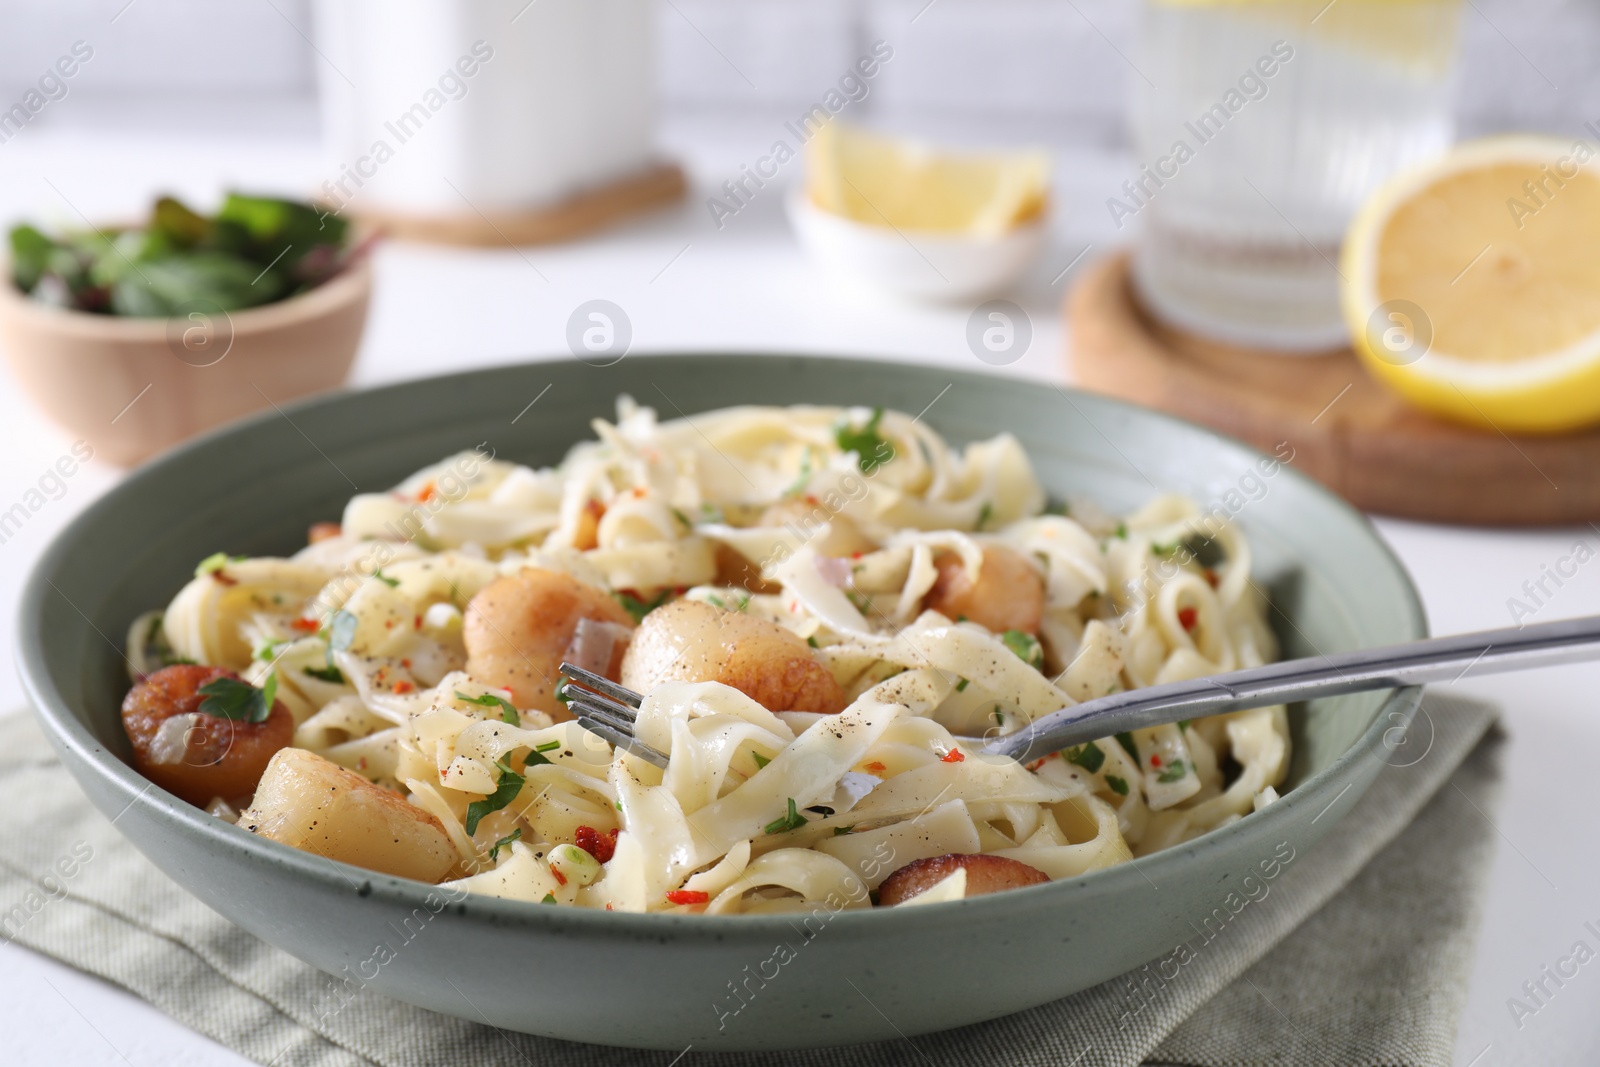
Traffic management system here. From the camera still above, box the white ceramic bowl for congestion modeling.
[787,191,1047,303]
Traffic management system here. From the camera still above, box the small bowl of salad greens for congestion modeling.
[0,192,373,466]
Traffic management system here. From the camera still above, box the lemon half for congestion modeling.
[806,122,1049,236]
[1342,136,1600,434]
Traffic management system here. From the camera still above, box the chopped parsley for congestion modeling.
[327,610,358,652]
[955,677,969,693]
[763,797,808,835]
[615,588,671,624]
[1113,522,1128,540]
[845,590,871,614]
[975,502,993,530]
[541,893,557,904]
[464,755,525,835]
[1177,719,1191,732]
[833,825,855,836]
[1105,774,1130,796]
[705,594,726,610]
[456,690,520,725]
[487,828,522,861]
[303,663,346,684]
[1115,732,1140,762]
[372,568,400,588]
[1157,759,1188,784]
[194,551,245,577]
[1064,741,1106,774]
[1000,629,1043,669]
[196,672,277,723]
[670,507,692,530]
[1151,541,1179,557]
[751,752,771,770]
[833,406,895,473]
[255,637,289,663]
[534,740,562,754]
[806,635,819,649]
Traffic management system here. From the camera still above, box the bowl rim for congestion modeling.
[17,352,1427,937]
[0,253,373,340]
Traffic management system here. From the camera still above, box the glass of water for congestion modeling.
[1127,0,1463,351]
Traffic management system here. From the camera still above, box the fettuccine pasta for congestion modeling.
[121,399,1289,913]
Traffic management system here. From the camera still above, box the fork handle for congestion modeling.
[984,613,1600,764]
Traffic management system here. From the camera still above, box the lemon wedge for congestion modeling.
[806,122,1049,236]
[1342,136,1600,434]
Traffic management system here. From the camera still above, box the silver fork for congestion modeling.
[558,612,1600,767]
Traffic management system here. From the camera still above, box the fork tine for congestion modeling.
[568,697,638,737]
[560,683,638,724]
[558,662,643,709]
[573,709,670,768]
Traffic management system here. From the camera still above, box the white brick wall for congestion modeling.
[0,0,1595,143]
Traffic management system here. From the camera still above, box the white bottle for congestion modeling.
[311,0,657,216]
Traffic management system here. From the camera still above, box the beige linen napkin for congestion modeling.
[0,693,1502,1067]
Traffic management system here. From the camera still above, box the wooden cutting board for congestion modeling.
[1066,252,1600,526]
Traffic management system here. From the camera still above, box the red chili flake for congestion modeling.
[631,486,646,498]
[940,748,966,764]
[290,617,320,633]
[1026,758,1047,771]
[357,757,368,771]
[1150,754,1162,767]
[211,571,238,587]
[551,867,568,887]
[1178,607,1198,631]
[384,619,395,629]
[308,521,343,544]
[804,495,819,505]
[392,681,415,694]
[574,825,618,863]
[400,658,411,668]
[1203,569,1219,589]
[666,890,709,906]
[863,761,887,774]
[851,551,864,560]
[418,482,437,503]
[414,615,423,631]
[605,903,614,911]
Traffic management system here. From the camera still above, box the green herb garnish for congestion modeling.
[372,569,399,588]
[764,798,808,835]
[705,594,727,610]
[194,551,244,577]
[976,502,993,530]
[1115,732,1140,762]
[1065,741,1106,774]
[541,893,557,904]
[456,690,519,725]
[1113,522,1128,540]
[955,677,969,692]
[833,825,855,836]
[303,663,346,684]
[806,635,819,649]
[464,755,525,835]
[670,507,692,530]
[534,740,561,754]
[1000,629,1043,669]
[751,752,771,770]
[1157,760,1187,784]
[488,828,522,861]
[784,446,815,497]
[1105,775,1130,796]
[196,672,277,723]
[833,406,895,473]
[615,588,671,624]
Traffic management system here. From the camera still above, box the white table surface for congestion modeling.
[0,121,1595,1067]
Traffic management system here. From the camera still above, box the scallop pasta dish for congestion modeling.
[120,399,1290,913]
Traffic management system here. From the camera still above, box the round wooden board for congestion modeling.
[347,161,686,247]
[1066,252,1600,527]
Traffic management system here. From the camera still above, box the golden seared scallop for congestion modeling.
[239,748,459,883]
[463,568,635,718]
[121,664,294,808]
[924,545,1045,635]
[877,853,1049,906]
[757,498,877,558]
[620,598,847,714]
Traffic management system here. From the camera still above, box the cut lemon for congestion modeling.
[806,122,1049,236]
[1342,135,1600,434]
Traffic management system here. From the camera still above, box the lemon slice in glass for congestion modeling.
[1342,135,1600,434]
[806,122,1049,237]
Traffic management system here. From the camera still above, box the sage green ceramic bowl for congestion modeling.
[18,355,1424,1051]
